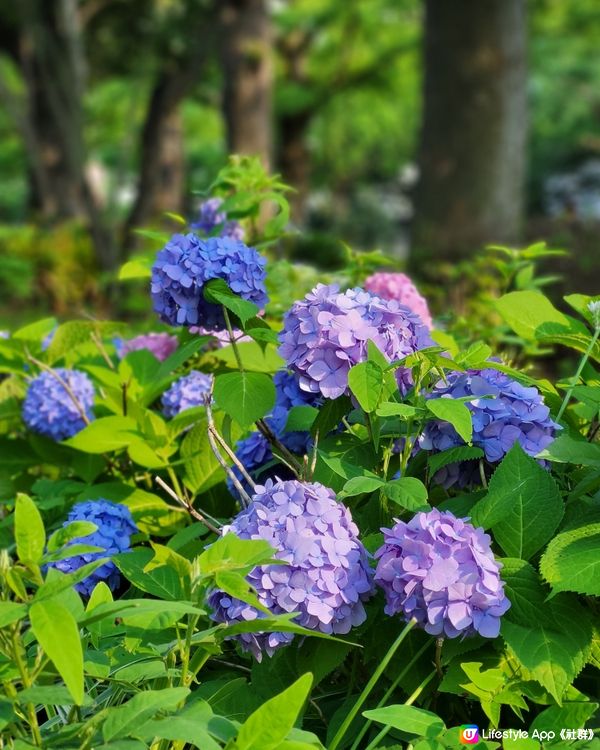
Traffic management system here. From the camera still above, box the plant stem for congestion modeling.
[223,306,244,372]
[435,637,444,677]
[329,618,416,750]
[363,669,437,750]
[349,640,432,750]
[11,628,42,747]
[556,327,600,422]
[155,475,222,535]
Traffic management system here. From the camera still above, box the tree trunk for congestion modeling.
[220,0,273,169]
[411,0,527,277]
[279,111,311,224]
[123,71,187,251]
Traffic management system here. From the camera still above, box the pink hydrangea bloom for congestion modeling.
[365,272,433,329]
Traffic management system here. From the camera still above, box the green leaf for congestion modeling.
[118,257,153,280]
[540,518,600,596]
[530,701,598,735]
[15,493,45,564]
[199,535,278,576]
[311,395,351,439]
[496,291,589,342]
[427,446,484,476]
[285,405,319,433]
[348,361,384,413]
[340,475,384,497]
[500,559,548,627]
[102,688,190,742]
[203,278,259,326]
[383,478,430,512]
[181,418,227,494]
[376,402,419,418]
[362,705,445,736]
[47,521,98,553]
[538,434,600,468]
[213,371,276,427]
[426,399,473,444]
[64,416,140,453]
[113,548,186,600]
[29,599,84,705]
[235,673,313,750]
[470,444,563,560]
[0,601,27,628]
[136,700,220,750]
[455,342,493,368]
[214,570,271,614]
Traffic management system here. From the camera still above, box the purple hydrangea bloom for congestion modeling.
[191,197,245,241]
[189,325,251,349]
[278,284,432,400]
[375,509,510,639]
[41,326,57,352]
[119,332,178,362]
[151,233,268,329]
[419,368,560,488]
[209,479,374,660]
[22,369,94,441]
[365,272,433,329]
[161,370,213,418]
[48,500,137,597]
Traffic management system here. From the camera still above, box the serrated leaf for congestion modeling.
[540,519,600,596]
[538,434,600,468]
[47,521,98,552]
[362,705,445,736]
[376,402,419,418]
[340,475,384,497]
[426,399,473,444]
[29,599,84,705]
[15,493,45,564]
[383,477,430,511]
[203,278,259,326]
[102,688,190,742]
[64,416,140,453]
[427,446,484,476]
[348,361,384,413]
[214,371,275,427]
[471,444,563,560]
[285,405,319,432]
[311,395,351,439]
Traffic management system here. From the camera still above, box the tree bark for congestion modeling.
[220,0,273,170]
[411,0,527,277]
[279,111,311,224]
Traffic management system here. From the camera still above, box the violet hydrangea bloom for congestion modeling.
[278,284,432,400]
[375,509,510,639]
[151,233,268,329]
[189,325,251,349]
[119,332,178,362]
[48,500,137,597]
[365,272,433,329]
[209,479,374,660]
[22,368,94,441]
[419,367,560,487]
[161,370,213,418]
[191,197,245,241]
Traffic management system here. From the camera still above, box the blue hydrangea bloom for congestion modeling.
[41,326,57,352]
[209,479,374,660]
[22,369,95,441]
[419,367,560,487]
[151,233,268,329]
[227,370,322,499]
[279,284,432,400]
[162,370,213,418]
[191,197,245,240]
[375,509,510,639]
[48,500,138,597]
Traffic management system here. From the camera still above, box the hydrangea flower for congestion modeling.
[375,509,510,638]
[189,325,251,349]
[22,369,95,441]
[41,326,57,352]
[161,370,213,418]
[191,197,245,241]
[118,332,178,362]
[48,500,137,597]
[227,370,322,498]
[279,284,432,400]
[151,233,268,329]
[419,367,560,487]
[209,479,374,659]
[365,272,433,329]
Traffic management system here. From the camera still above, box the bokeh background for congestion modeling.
[0,0,599,326]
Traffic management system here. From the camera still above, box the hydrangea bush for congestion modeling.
[1,165,598,748]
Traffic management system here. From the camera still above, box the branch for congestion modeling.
[155,475,221,536]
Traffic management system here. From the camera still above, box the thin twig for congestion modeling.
[478,459,488,489]
[309,429,319,480]
[27,354,90,424]
[90,330,115,370]
[205,407,256,492]
[435,637,444,678]
[256,418,303,476]
[155,476,221,535]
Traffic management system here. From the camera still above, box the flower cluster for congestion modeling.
[161,370,213,418]
[374,509,510,638]
[365,272,433,329]
[191,197,244,241]
[419,367,560,487]
[22,369,95,441]
[227,370,322,498]
[151,233,268,329]
[279,284,432,399]
[48,500,138,597]
[118,332,178,362]
[209,479,374,660]
[189,325,251,349]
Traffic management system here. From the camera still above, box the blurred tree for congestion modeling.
[411,0,527,278]
[220,0,273,170]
